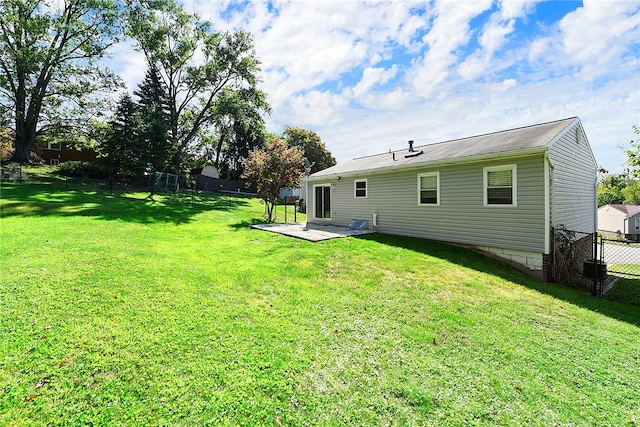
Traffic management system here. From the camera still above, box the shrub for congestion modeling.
[56,161,109,178]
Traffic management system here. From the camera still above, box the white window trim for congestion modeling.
[312,183,332,221]
[484,164,517,207]
[417,172,440,206]
[354,179,367,198]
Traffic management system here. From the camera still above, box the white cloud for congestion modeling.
[107,40,147,92]
[497,0,539,20]
[409,0,493,95]
[458,0,540,81]
[501,78,516,89]
[287,90,349,127]
[515,0,640,86]
[351,65,398,99]
[559,0,639,62]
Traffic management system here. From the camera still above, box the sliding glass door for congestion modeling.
[314,185,331,219]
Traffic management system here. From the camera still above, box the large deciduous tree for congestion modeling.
[622,180,640,205]
[242,138,307,221]
[0,0,122,164]
[597,125,640,206]
[209,86,270,180]
[127,0,266,173]
[597,173,626,207]
[282,126,336,174]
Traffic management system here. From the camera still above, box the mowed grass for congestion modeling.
[605,264,640,306]
[1,172,639,426]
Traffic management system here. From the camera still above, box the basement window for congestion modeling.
[354,179,367,198]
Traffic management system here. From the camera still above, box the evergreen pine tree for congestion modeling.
[134,67,174,173]
[102,93,144,178]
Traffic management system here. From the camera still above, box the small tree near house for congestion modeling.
[242,138,307,221]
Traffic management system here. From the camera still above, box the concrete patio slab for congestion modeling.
[251,222,376,242]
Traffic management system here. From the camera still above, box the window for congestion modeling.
[635,217,639,231]
[354,179,367,198]
[314,184,331,219]
[50,159,60,166]
[418,172,439,205]
[484,165,517,206]
[39,141,61,150]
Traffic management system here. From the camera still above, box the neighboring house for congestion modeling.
[34,140,97,166]
[279,187,301,199]
[200,165,220,179]
[598,204,640,241]
[304,117,598,280]
[191,164,248,193]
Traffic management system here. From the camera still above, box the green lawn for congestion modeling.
[605,264,640,305]
[1,171,639,426]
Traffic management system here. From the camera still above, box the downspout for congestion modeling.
[544,152,554,255]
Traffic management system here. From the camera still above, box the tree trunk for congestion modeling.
[10,141,31,164]
[214,132,226,169]
[266,200,275,222]
[11,57,42,164]
[10,116,37,164]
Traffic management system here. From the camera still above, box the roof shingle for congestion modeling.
[308,117,578,178]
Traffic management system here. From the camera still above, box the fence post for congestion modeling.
[593,235,604,298]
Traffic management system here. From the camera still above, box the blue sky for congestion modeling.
[112,0,640,173]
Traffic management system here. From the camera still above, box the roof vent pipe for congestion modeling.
[408,140,414,152]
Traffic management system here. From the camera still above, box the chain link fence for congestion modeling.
[551,227,640,305]
[551,227,596,293]
[598,238,640,305]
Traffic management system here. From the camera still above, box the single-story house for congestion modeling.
[598,204,640,241]
[304,117,598,280]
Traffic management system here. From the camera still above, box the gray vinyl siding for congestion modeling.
[631,213,640,235]
[548,121,597,233]
[307,155,547,253]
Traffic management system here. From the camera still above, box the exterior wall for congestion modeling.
[34,143,97,165]
[548,121,597,233]
[307,154,547,254]
[597,205,627,234]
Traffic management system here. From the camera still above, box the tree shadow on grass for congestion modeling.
[228,217,272,230]
[357,233,640,327]
[0,175,250,225]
